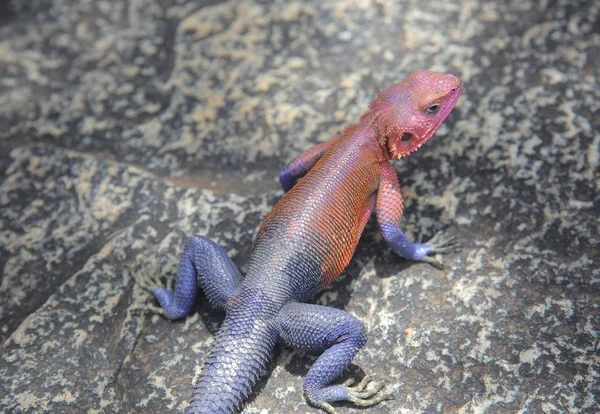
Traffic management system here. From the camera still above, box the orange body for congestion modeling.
[255,126,383,290]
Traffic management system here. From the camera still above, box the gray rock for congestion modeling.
[1,0,598,413]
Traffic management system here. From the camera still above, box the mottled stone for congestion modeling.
[0,0,598,413]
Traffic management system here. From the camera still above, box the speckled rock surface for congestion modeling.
[1,0,598,413]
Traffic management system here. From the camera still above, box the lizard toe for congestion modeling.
[426,232,462,255]
[306,375,393,414]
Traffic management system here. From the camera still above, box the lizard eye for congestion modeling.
[424,101,441,115]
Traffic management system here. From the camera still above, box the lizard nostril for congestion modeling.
[401,132,413,142]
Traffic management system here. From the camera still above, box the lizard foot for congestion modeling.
[130,259,174,292]
[421,232,462,269]
[307,376,394,414]
[126,260,173,315]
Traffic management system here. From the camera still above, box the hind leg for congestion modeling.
[275,303,392,414]
[131,235,242,319]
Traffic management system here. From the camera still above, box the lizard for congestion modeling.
[132,71,463,414]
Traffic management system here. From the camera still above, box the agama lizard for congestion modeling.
[132,71,463,413]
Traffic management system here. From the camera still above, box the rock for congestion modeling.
[1,0,598,413]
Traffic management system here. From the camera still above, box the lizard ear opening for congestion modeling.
[401,132,414,142]
[383,130,421,159]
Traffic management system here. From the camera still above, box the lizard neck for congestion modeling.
[336,121,390,163]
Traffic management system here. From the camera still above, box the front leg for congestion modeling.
[376,162,460,269]
[279,142,329,192]
[275,303,392,414]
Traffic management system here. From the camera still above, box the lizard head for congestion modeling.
[364,71,463,159]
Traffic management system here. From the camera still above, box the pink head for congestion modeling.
[363,71,463,159]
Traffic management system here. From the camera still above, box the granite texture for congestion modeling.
[0,0,598,413]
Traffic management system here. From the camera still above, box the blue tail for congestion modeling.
[188,313,277,413]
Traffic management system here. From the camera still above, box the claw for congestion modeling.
[340,378,355,387]
[352,379,385,399]
[346,376,394,407]
[422,255,444,270]
[127,260,173,316]
[167,274,174,291]
[428,233,461,251]
[421,232,462,269]
[312,401,336,414]
[350,375,371,392]
[308,375,393,414]
[129,259,171,293]
[129,304,166,316]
